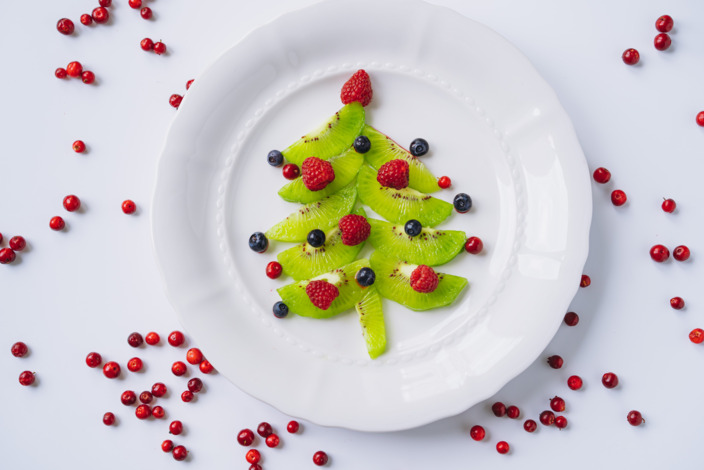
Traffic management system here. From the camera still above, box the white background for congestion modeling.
[2,0,703,469]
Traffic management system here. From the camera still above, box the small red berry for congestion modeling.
[655,15,674,33]
[92,7,109,23]
[524,419,537,433]
[57,18,75,35]
[654,33,672,51]
[162,440,174,452]
[103,361,121,379]
[611,189,627,206]
[140,38,154,51]
[257,422,273,437]
[172,361,187,376]
[602,372,619,389]
[66,61,83,78]
[103,412,115,425]
[140,7,152,19]
[186,79,194,89]
[81,71,95,84]
[121,200,136,214]
[554,415,568,429]
[650,244,670,262]
[121,390,137,406]
[265,434,280,448]
[11,342,28,357]
[187,378,203,393]
[580,274,590,288]
[127,332,143,347]
[496,441,510,455]
[539,410,555,426]
[63,195,81,212]
[237,429,255,446]
[128,0,142,8]
[172,445,188,461]
[168,331,185,347]
[469,425,485,441]
[169,420,183,435]
[491,401,507,417]
[80,14,93,26]
[152,382,167,397]
[199,359,214,374]
[181,390,194,402]
[506,405,520,419]
[246,449,261,464]
[55,68,68,79]
[282,163,300,180]
[72,140,86,153]
[592,167,611,184]
[564,312,579,326]
[169,94,183,109]
[464,236,483,254]
[86,352,102,368]
[287,420,299,433]
[437,176,451,189]
[622,48,640,65]
[139,391,153,404]
[50,216,65,231]
[99,0,112,6]
[152,405,165,419]
[550,396,566,412]
[670,296,685,310]
[186,348,203,365]
[153,41,167,55]
[547,355,563,369]
[312,451,328,466]
[135,404,151,419]
[697,112,704,127]
[567,375,583,390]
[662,198,676,213]
[127,357,143,372]
[689,328,704,344]
[627,410,644,426]
[266,261,283,279]
[249,465,262,470]
[145,332,160,345]
[0,248,15,264]
[673,245,690,261]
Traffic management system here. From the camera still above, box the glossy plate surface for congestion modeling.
[152,0,591,431]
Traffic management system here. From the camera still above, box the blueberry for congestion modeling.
[353,135,371,154]
[355,267,376,287]
[307,229,326,248]
[267,150,284,167]
[404,219,422,237]
[273,301,289,318]
[248,232,268,253]
[409,138,429,157]
[453,193,472,213]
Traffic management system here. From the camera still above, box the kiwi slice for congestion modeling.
[357,165,453,227]
[278,147,363,204]
[367,217,465,266]
[356,287,386,359]
[266,182,357,243]
[282,102,365,166]
[277,259,370,319]
[277,208,367,280]
[363,126,439,193]
[370,251,467,311]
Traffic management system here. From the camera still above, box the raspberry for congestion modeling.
[301,157,335,191]
[409,265,439,293]
[338,214,371,246]
[340,69,373,106]
[305,280,339,310]
[377,159,409,189]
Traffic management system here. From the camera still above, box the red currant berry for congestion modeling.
[697,112,704,127]
[312,451,328,466]
[172,445,188,461]
[199,359,214,374]
[103,412,115,425]
[567,375,583,390]
[140,38,154,51]
[690,328,704,344]
[145,332,160,345]
[650,244,670,262]
[437,176,451,189]
[496,441,510,455]
[62,195,81,212]
[139,391,153,404]
[121,199,136,214]
[66,61,83,78]
[622,48,640,65]
[181,390,194,402]
[127,357,143,372]
[287,420,299,433]
[121,390,137,406]
[168,331,185,347]
[547,355,563,369]
[55,68,68,79]
[539,410,555,426]
[0,248,15,264]
[49,216,65,231]
[103,361,121,379]
[92,7,109,23]
[86,352,102,368]
[135,404,151,419]
[673,245,690,261]
[152,405,165,419]
[8,236,25,252]
[127,332,143,347]
[554,415,568,429]
[550,396,566,412]
[186,348,203,365]
[72,140,86,153]
[282,163,300,180]
[266,261,283,279]
[128,0,142,8]
[162,440,173,452]
[627,410,644,426]
[80,14,93,26]
[524,419,537,433]
[257,422,273,438]
[655,15,674,33]
[249,465,263,470]
[662,198,676,213]
[57,18,75,35]
[169,420,183,435]
[469,425,485,441]
[670,296,685,310]
[491,401,507,417]
[265,434,280,448]
[654,33,672,51]
[169,94,183,109]
[11,342,28,357]
[592,167,611,184]
[602,372,619,388]
[140,7,152,19]
[19,371,35,386]
[172,361,187,376]
[246,449,261,464]
[464,236,483,254]
[563,311,579,326]
[506,405,520,419]
[153,41,167,55]
[152,382,167,397]
[580,274,591,288]
[81,71,95,84]
[186,79,194,89]
[611,189,627,206]
[99,0,112,6]
[237,429,255,446]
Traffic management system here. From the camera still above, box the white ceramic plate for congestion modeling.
[152,0,591,431]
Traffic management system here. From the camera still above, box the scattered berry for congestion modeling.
[282,163,300,180]
[172,445,188,461]
[145,332,160,345]
[697,112,704,127]
[469,425,485,441]
[121,200,136,214]
[547,355,563,369]
[86,352,102,368]
[627,410,644,426]
[103,412,115,426]
[172,361,187,376]
[506,405,520,419]
[592,167,611,184]
[80,14,93,26]
[127,357,143,372]
[249,465,262,470]
[267,150,284,167]
[338,214,371,246]
[377,159,409,189]
[673,245,690,261]
[153,41,167,55]
[611,189,627,206]
[246,449,261,464]
[689,328,704,344]
[72,140,86,153]
[257,422,273,437]
[135,404,151,419]
[287,420,300,433]
[186,79,194,90]
[602,372,619,388]
[355,267,376,287]
[121,390,137,406]
[103,361,121,379]
[491,402,507,417]
[567,375,583,390]
[580,274,591,287]
[187,378,203,393]
[437,176,451,189]
[140,38,154,51]
[169,94,183,109]
[496,441,510,455]
[453,193,472,213]
[654,33,672,51]
[307,229,326,248]
[410,265,439,294]
[49,216,66,231]
[662,198,676,213]
[539,410,555,426]
[140,7,152,19]
[66,61,83,78]
[169,420,183,435]
[550,396,566,412]
[409,138,429,157]
[152,406,165,419]
[81,71,95,84]
[139,391,153,404]
[670,296,685,310]
[273,301,289,318]
[404,219,422,237]
[249,232,269,253]
[57,18,75,35]
[182,390,195,402]
[128,0,142,8]
[55,68,68,79]
[305,280,340,310]
[238,429,255,446]
[63,195,81,212]
[92,7,109,23]
[199,359,214,374]
[340,69,372,106]
[0,248,15,264]
[168,331,185,347]
[650,244,670,262]
[162,440,174,452]
[302,157,335,191]
[186,348,203,365]
[564,312,579,326]
[554,415,568,429]
[11,342,28,357]
[127,332,143,348]
[99,0,112,6]
[152,383,167,397]
[312,451,329,466]
[19,371,35,386]
[622,48,640,65]
[353,135,371,153]
[524,419,537,433]
[655,14,674,33]
[265,434,280,448]
[464,236,483,254]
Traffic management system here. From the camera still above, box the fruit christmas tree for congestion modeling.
[252,70,470,359]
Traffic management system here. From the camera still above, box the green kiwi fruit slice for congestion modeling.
[356,287,386,359]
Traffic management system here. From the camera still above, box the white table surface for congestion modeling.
[2,0,703,468]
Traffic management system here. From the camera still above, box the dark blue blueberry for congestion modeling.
[273,301,289,318]
[355,267,376,287]
[453,193,472,213]
[307,229,326,248]
[404,219,422,237]
[353,135,371,154]
[409,138,429,157]
[248,232,269,253]
[267,150,284,167]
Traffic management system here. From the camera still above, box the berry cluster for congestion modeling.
[237,421,329,466]
[0,233,27,265]
[55,61,95,85]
